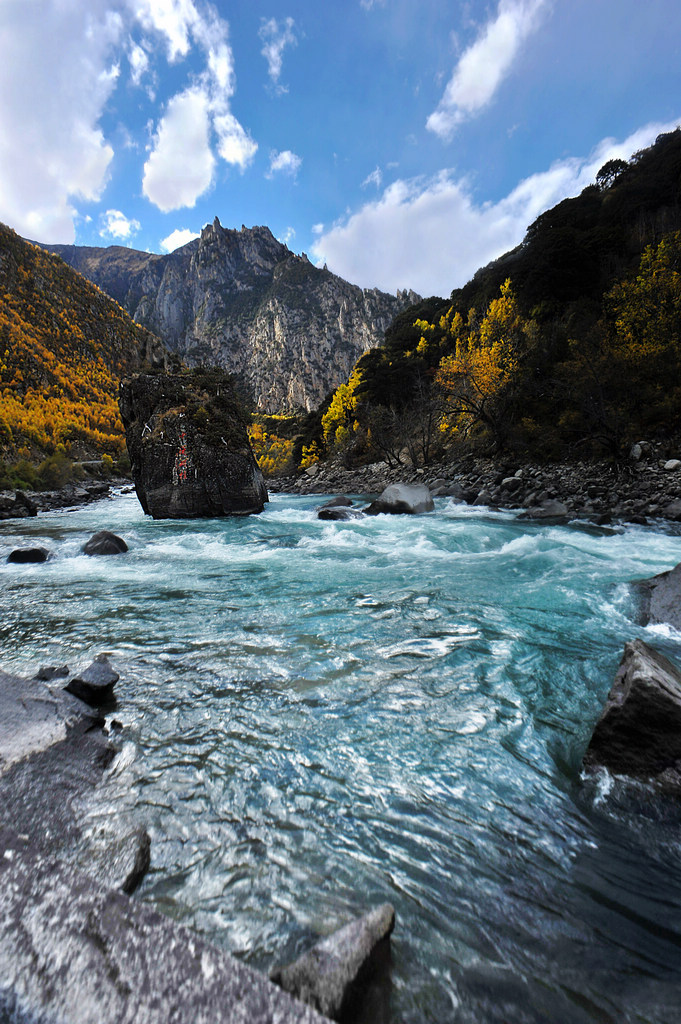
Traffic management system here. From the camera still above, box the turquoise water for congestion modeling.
[3,492,681,1023]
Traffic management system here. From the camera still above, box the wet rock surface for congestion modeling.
[7,546,51,563]
[120,370,268,519]
[583,639,681,785]
[65,653,119,707]
[82,529,129,556]
[272,904,395,1022]
[635,561,681,631]
[0,825,329,1024]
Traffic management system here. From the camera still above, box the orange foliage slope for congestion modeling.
[0,223,165,457]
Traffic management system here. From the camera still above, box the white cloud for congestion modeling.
[214,113,258,170]
[99,208,141,240]
[311,119,680,297]
[362,167,383,189]
[142,87,215,210]
[267,149,302,179]
[279,226,296,246]
[312,222,325,235]
[160,226,200,251]
[0,0,123,242]
[259,17,297,94]
[427,0,547,140]
[360,0,386,9]
[128,38,150,85]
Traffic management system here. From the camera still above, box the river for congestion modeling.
[2,491,681,1023]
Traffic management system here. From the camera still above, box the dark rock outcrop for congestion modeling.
[635,561,681,631]
[34,664,70,681]
[0,490,37,520]
[119,370,268,519]
[364,483,434,516]
[7,546,50,563]
[271,903,395,1022]
[82,530,129,555]
[583,639,681,786]
[65,654,119,707]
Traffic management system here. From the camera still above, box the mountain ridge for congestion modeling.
[39,218,420,414]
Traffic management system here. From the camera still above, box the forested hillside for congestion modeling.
[296,128,681,472]
[0,223,167,465]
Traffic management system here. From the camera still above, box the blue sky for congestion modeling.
[1,0,680,298]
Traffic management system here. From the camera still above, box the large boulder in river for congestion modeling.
[635,561,681,631]
[119,370,268,519]
[583,639,681,786]
[364,483,434,515]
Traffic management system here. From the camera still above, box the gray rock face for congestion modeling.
[42,219,420,413]
[82,530,128,556]
[119,370,268,519]
[0,826,329,1024]
[636,561,681,631]
[271,904,395,1022]
[583,639,681,784]
[364,483,434,516]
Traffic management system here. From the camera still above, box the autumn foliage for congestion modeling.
[0,222,163,460]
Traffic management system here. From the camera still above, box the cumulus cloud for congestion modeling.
[214,113,258,170]
[427,0,547,140]
[0,0,257,237]
[311,119,679,297]
[0,0,123,241]
[143,87,215,210]
[140,0,256,206]
[259,17,297,93]
[267,150,302,179]
[160,226,200,252]
[99,208,141,240]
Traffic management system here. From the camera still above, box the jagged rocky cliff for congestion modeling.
[43,219,420,413]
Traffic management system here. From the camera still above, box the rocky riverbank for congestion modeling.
[273,443,681,524]
[0,476,133,519]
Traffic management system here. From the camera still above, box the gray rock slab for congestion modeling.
[0,668,103,770]
[0,827,329,1024]
[635,561,681,631]
[271,904,395,1022]
[519,499,569,520]
[583,639,681,783]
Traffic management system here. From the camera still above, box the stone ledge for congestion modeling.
[0,826,329,1024]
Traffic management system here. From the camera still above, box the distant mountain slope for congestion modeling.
[42,218,420,413]
[0,223,167,459]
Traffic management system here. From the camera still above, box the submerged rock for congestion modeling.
[271,903,395,1022]
[119,370,268,519]
[635,561,681,631]
[364,483,433,516]
[82,530,128,556]
[583,639,681,786]
[7,546,50,563]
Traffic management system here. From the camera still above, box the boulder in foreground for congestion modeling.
[119,369,268,519]
[583,639,681,786]
[364,483,433,516]
[635,561,681,631]
[271,903,395,1022]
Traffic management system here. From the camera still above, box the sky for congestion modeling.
[0,0,680,299]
